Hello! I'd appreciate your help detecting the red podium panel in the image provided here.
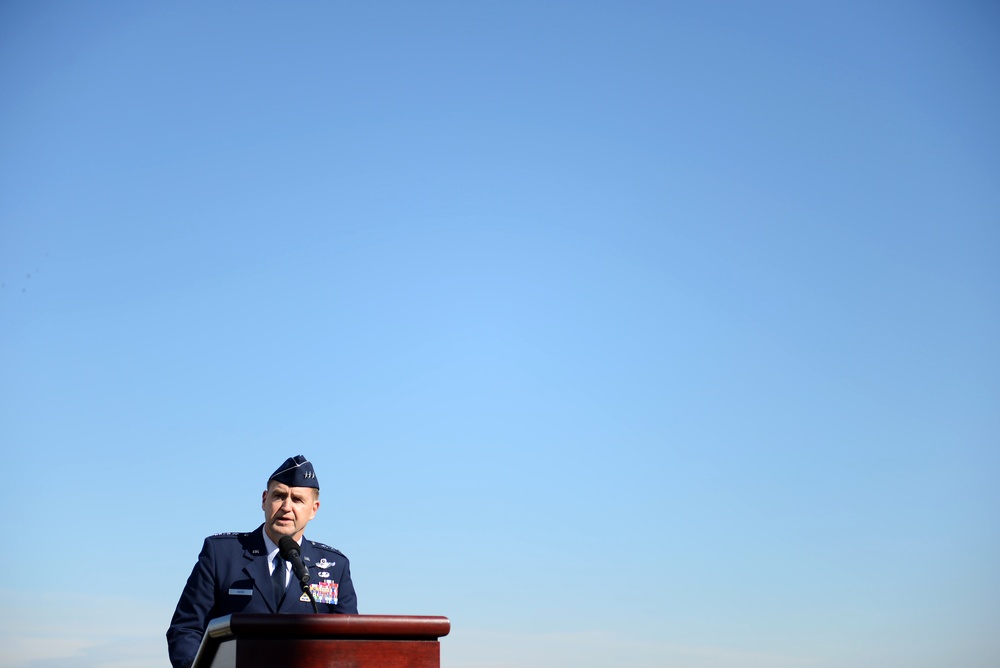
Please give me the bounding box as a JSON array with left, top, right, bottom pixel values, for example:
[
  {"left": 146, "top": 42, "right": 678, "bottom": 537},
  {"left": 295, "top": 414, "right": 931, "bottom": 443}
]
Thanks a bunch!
[{"left": 192, "top": 614, "right": 451, "bottom": 668}]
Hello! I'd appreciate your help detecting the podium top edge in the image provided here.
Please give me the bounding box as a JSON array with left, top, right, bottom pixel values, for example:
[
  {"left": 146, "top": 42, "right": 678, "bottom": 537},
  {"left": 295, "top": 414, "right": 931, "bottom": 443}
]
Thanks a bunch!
[{"left": 208, "top": 614, "right": 451, "bottom": 641}]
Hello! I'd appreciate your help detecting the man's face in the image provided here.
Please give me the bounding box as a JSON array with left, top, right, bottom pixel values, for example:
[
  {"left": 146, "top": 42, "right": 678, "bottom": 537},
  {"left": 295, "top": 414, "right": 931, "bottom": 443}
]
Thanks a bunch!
[{"left": 262, "top": 481, "right": 320, "bottom": 544}]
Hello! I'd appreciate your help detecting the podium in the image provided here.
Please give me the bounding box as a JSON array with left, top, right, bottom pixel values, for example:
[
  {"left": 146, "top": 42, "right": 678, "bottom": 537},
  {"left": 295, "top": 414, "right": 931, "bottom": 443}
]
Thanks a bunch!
[{"left": 191, "top": 614, "right": 451, "bottom": 668}]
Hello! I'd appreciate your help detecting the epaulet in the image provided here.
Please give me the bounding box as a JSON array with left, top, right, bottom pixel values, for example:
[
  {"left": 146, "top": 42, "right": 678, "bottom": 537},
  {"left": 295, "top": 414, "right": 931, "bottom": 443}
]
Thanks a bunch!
[
  {"left": 209, "top": 531, "right": 248, "bottom": 539},
  {"left": 308, "top": 540, "right": 345, "bottom": 556}
]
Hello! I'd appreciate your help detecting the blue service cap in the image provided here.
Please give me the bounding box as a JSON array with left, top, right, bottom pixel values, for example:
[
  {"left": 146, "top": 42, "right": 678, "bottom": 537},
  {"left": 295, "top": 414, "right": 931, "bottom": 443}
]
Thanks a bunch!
[{"left": 268, "top": 455, "right": 319, "bottom": 489}]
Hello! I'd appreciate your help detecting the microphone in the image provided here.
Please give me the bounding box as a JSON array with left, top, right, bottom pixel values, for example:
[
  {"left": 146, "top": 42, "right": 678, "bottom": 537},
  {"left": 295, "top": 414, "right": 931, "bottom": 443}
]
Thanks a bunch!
[{"left": 278, "top": 536, "right": 311, "bottom": 588}]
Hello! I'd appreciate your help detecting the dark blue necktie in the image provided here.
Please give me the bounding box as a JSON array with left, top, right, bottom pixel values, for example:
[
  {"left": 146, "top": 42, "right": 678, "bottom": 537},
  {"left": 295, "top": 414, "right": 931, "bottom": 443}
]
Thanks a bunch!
[{"left": 272, "top": 556, "right": 286, "bottom": 608}]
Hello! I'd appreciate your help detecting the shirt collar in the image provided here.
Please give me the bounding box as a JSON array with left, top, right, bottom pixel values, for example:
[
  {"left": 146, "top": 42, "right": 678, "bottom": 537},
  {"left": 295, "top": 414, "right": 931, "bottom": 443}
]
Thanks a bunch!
[{"left": 261, "top": 527, "right": 303, "bottom": 562}]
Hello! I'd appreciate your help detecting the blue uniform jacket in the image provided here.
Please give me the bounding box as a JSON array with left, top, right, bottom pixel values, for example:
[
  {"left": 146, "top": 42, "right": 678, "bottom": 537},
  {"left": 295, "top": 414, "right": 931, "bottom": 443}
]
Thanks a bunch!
[{"left": 166, "top": 525, "right": 358, "bottom": 668}]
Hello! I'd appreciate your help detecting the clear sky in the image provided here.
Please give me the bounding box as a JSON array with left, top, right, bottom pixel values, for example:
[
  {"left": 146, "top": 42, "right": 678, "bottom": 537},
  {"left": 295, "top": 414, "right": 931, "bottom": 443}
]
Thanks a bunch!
[{"left": 1, "top": 2, "right": 998, "bottom": 667}]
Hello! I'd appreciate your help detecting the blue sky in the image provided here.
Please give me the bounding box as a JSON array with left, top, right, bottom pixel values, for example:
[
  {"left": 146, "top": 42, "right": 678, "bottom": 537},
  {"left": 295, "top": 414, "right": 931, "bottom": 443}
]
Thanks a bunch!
[{"left": 1, "top": 2, "right": 998, "bottom": 667}]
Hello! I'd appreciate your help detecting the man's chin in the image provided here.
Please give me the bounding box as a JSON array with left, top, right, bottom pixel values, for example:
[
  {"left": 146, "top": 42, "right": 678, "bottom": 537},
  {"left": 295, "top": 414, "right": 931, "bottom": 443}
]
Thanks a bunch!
[{"left": 266, "top": 523, "right": 297, "bottom": 541}]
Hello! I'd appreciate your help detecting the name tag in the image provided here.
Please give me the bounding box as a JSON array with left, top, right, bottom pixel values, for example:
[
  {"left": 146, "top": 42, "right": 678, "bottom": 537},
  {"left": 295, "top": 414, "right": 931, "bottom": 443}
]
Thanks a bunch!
[{"left": 229, "top": 588, "right": 253, "bottom": 596}]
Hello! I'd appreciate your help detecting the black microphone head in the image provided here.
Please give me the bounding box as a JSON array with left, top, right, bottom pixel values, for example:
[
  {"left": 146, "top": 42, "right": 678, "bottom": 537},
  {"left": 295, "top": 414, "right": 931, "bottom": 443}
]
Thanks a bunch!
[{"left": 278, "top": 535, "right": 301, "bottom": 558}]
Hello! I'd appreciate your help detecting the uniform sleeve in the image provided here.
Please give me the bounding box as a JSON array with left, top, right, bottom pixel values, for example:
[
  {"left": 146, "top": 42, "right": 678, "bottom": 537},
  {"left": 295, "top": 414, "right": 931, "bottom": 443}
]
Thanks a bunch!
[{"left": 166, "top": 538, "right": 217, "bottom": 668}]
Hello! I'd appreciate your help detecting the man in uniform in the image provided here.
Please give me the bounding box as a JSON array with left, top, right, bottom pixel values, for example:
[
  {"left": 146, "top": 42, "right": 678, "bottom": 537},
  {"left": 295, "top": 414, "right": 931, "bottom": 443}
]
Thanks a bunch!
[{"left": 166, "top": 455, "right": 358, "bottom": 668}]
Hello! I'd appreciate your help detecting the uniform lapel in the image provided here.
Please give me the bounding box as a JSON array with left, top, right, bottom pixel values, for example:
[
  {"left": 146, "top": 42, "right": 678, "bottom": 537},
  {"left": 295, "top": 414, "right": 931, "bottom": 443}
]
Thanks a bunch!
[
  {"left": 243, "top": 526, "right": 279, "bottom": 613},
  {"left": 299, "top": 539, "right": 317, "bottom": 575}
]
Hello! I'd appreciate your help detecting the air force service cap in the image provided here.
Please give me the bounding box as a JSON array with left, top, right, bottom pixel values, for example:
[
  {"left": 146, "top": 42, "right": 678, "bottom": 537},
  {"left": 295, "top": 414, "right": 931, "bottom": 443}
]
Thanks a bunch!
[{"left": 268, "top": 455, "right": 319, "bottom": 489}]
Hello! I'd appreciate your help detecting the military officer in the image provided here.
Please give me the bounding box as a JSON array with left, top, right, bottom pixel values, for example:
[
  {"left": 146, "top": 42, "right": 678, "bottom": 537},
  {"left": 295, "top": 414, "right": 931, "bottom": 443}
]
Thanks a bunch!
[{"left": 166, "top": 455, "right": 358, "bottom": 668}]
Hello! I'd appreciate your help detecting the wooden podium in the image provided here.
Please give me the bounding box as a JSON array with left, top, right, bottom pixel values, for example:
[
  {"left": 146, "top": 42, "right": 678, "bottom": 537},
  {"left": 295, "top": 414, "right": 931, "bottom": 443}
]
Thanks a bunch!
[{"left": 191, "top": 614, "right": 451, "bottom": 668}]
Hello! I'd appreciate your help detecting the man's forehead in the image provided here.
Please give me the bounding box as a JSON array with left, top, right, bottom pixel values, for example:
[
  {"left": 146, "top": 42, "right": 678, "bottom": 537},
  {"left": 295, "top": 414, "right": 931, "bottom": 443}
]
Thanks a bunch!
[{"left": 266, "top": 481, "right": 315, "bottom": 495}]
